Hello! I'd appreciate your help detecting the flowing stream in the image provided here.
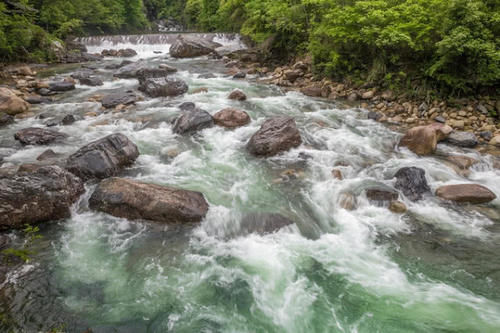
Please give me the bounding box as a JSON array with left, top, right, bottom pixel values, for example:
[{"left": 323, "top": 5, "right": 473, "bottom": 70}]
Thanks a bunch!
[{"left": 1, "top": 33, "right": 500, "bottom": 332}]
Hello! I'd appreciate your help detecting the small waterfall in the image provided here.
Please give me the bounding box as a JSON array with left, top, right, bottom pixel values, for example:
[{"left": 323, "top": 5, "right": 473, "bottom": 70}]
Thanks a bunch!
[{"left": 76, "top": 33, "right": 247, "bottom": 58}]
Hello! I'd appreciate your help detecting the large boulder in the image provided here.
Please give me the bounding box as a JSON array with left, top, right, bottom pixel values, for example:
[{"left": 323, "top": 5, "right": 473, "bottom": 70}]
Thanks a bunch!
[
  {"left": 101, "top": 91, "right": 137, "bottom": 109},
  {"left": 89, "top": 178, "right": 209, "bottom": 223},
  {"left": 173, "top": 108, "right": 214, "bottom": 134},
  {"left": 169, "top": 35, "right": 222, "bottom": 58},
  {"left": 247, "top": 117, "right": 302, "bottom": 157},
  {"left": 14, "top": 127, "right": 68, "bottom": 145},
  {"left": 49, "top": 81, "right": 75, "bottom": 92},
  {"left": 394, "top": 167, "right": 430, "bottom": 201},
  {"left": 0, "top": 87, "right": 30, "bottom": 115},
  {"left": 445, "top": 131, "right": 478, "bottom": 148},
  {"left": 113, "top": 62, "right": 144, "bottom": 78},
  {"left": 213, "top": 108, "right": 251, "bottom": 128},
  {"left": 136, "top": 68, "right": 175, "bottom": 83},
  {"left": 0, "top": 166, "right": 84, "bottom": 230},
  {"left": 66, "top": 133, "right": 139, "bottom": 181},
  {"left": 399, "top": 123, "right": 453, "bottom": 155},
  {"left": 138, "top": 77, "right": 188, "bottom": 98},
  {"left": 436, "top": 184, "right": 496, "bottom": 204}
]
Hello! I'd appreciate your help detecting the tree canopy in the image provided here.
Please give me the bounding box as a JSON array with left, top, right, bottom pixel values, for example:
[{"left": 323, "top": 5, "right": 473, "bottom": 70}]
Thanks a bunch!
[{"left": 1, "top": 0, "right": 499, "bottom": 93}]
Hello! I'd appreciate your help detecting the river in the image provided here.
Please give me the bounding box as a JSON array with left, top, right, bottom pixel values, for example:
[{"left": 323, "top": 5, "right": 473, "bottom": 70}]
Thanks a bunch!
[{"left": 1, "top": 33, "right": 499, "bottom": 332}]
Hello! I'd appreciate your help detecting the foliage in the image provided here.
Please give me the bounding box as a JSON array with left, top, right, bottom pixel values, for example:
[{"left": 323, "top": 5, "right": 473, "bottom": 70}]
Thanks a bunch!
[
  {"left": 1, "top": 0, "right": 498, "bottom": 93},
  {"left": 1, "top": 225, "right": 43, "bottom": 264}
]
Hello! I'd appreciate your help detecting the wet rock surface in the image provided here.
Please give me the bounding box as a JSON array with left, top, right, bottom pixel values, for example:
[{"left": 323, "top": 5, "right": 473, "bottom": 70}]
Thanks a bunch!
[
  {"left": 138, "top": 77, "right": 188, "bottom": 98},
  {"left": 394, "top": 167, "right": 430, "bottom": 201},
  {"left": 0, "top": 87, "right": 30, "bottom": 115},
  {"left": 170, "top": 35, "right": 222, "bottom": 58},
  {"left": 445, "top": 131, "right": 479, "bottom": 148},
  {"left": 436, "top": 184, "right": 497, "bottom": 204},
  {"left": 101, "top": 91, "right": 138, "bottom": 109},
  {"left": 0, "top": 166, "right": 84, "bottom": 230},
  {"left": 213, "top": 108, "right": 251, "bottom": 128},
  {"left": 399, "top": 123, "right": 453, "bottom": 155},
  {"left": 173, "top": 108, "right": 214, "bottom": 134},
  {"left": 14, "top": 127, "right": 68, "bottom": 145},
  {"left": 247, "top": 117, "right": 302, "bottom": 157},
  {"left": 229, "top": 213, "right": 295, "bottom": 237},
  {"left": 89, "top": 178, "right": 209, "bottom": 223},
  {"left": 66, "top": 133, "right": 139, "bottom": 180}
]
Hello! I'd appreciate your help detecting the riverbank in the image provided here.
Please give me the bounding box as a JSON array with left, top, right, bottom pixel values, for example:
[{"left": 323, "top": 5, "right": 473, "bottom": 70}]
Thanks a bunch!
[{"left": 224, "top": 50, "right": 500, "bottom": 149}]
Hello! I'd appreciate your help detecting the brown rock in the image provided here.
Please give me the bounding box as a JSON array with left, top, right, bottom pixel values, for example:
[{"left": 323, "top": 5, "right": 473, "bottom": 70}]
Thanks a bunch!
[
  {"left": 389, "top": 201, "right": 407, "bottom": 214},
  {"left": 490, "top": 135, "right": 500, "bottom": 146},
  {"left": 331, "top": 169, "right": 343, "bottom": 180},
  {"left": 247, "top": 117, "right": 302, "bottom": 157},
  {"left": 436, "top": 184, "right": 496, "bottom": 204},
  {"left": 362, "top": 90, "right": 375, "bottom": 99},
  {"left": 89, "top": 178, "right": 209, "bottom": 223},
  {"left": 446, "top": 155, "right": 478, "bottom": 170},
  {"left": 228, "top": 89, "right": 247, "bottom": 101},
  {"left": 339, "top": 193, "right": 357, "bottom": 210},
  {"left": 213, "top": 108, "right": 251, "bottom": 128},
  {"left": 399, "top": 123, "right": 453, "bottom": 155},
  {"left": 300, "top": 85, "right": 322, "bottom": 97},
  {"left": 0, "top": 87, "right": 30, "bottom": 115}
]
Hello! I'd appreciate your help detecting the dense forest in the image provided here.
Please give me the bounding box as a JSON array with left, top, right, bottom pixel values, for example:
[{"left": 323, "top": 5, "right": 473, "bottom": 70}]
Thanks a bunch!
[{"left": 1, "top": 0, "right": 499, "bottom": 93}]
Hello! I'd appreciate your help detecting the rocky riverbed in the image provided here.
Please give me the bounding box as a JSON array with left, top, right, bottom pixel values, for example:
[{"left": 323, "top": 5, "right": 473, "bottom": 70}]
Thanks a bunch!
[{"left": 0, "top": 34, "right": 499, "bottom": 332}]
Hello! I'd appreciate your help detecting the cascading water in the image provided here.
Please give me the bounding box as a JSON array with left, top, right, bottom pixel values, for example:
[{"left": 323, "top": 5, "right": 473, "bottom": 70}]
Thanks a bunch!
[{"left": 0, "top": 34, "right": 499, "bottom": 332}]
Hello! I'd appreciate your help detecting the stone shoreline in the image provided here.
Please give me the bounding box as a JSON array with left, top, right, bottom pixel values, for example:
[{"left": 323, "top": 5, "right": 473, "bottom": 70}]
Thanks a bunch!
[{"left": 223, "top": 52, "right": 500, "bottom": 149}]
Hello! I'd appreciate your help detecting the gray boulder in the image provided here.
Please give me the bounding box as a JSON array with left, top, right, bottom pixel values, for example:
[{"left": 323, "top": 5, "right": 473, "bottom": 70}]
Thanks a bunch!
[{"left": 66, "top": 133, "right": 139, "bottom": 180}]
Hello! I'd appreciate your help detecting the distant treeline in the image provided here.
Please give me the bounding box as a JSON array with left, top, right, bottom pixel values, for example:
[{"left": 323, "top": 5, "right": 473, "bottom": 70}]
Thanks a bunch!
[{"left": 1, "top": 0, "right": 499, "bottom": 94}]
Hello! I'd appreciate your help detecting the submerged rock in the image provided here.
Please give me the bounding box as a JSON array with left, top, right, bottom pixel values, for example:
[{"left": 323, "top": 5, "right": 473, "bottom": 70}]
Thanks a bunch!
[
  {"left": 101, "top": 91, "right": 137, "bottom": 109},
  {"left": 232, "top": 213, "right": 294, "bottom": 236},
  {"left": 0, "top": 166, "right": 84, "bottom": 230},
  {"left": 89, "top": 178, "right": 209, "bottom": 223},
  {"left": 14, "top": 127, "right": 68, "bottom": 145},
  {"left": 436, "top": 184, "right": 496, "bottom": 204},
  {"left": 138, "top": 77, "right": 188, "bottom": 97},
  {"left": 339, "top": 192, "right": 357, "bottom": 210},
  {"left": 213, "top": 108, "right": 250, "bottom": 128},
  {"left": 365, "top": 187, "right": 399, "bottom": 205},
  {"left": 173, "top": 108, "right": 214, "bottom": 134},
  {"left": 0, "top": 87, "right": 30, "bottom": 115},
  {"left": 394, "top": 167, "right": 430, "bottom": 201},
  {"left": 247, "top": 117, "right": 302, "bottom": 157},
  {"left": 66, "top": 133, "right": 139, "bottom": 181},
  {"left": 399, "top": 123, "right": 453, "bottom": 155},
  {"left": 37, "top": 149, "right": 64, "bottom": 161},
  {"left": 389, "top": 200, "right": 407, "bottom": 214},
  {"left": 170, "top": 35, "right": 222, "bottom": 58}
]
